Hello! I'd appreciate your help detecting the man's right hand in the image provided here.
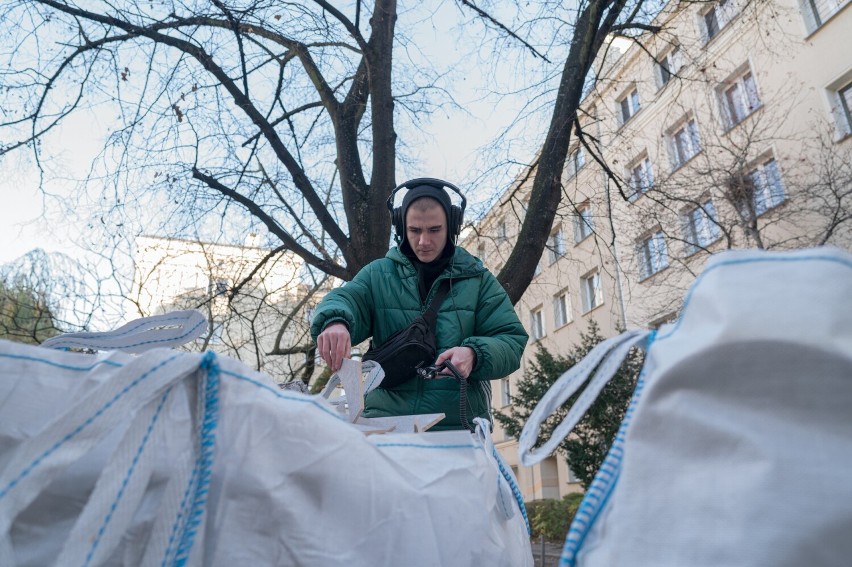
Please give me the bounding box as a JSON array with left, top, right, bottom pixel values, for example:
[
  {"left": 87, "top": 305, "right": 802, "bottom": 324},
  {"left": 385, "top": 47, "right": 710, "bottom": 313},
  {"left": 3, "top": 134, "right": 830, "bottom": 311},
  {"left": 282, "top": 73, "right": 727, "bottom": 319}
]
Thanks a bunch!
[{"left": 316, "top": 322, "right": 351, "bottom": 372}]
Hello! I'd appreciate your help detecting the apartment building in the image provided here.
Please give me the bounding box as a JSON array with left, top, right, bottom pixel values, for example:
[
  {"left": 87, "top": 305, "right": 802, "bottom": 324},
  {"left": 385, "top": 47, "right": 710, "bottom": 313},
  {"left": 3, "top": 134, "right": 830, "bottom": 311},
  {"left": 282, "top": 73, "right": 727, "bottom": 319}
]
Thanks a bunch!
[
  {"left": 133, "top": 234, "right": 324, "bottom": 383},
  {"left": 466, "top": 0, "right": 851, "bottom": 500}
]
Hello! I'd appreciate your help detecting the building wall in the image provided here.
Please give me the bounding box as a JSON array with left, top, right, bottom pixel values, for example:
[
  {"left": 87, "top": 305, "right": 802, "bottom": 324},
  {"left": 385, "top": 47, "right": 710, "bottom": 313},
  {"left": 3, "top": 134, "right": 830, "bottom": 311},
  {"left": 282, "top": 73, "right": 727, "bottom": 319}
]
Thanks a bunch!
[
  {"left": 466, "top": 0, "right": 851, "bottom": 502},
  {"left": 133, "top": 234, "right": 324, "bottom": 383}
]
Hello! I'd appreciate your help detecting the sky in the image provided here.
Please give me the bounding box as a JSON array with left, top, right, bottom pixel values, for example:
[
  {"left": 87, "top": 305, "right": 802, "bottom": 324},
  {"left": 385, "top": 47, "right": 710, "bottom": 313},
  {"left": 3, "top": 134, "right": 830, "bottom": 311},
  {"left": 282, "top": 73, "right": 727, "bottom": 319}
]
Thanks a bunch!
[
  {"left": 0, "top": 2, "right": 535, "bottom": 268},
  {"left": 0, "top": 113, "right": 99, "bottom": 265}
]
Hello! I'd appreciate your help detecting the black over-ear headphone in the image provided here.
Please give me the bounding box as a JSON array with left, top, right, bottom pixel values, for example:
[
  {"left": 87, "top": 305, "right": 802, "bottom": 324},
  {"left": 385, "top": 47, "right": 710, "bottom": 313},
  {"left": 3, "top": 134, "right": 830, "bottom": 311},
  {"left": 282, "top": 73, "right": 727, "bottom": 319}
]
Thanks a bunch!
[{"left": 387, "top": 178, "right": 467, "bottom": 243}]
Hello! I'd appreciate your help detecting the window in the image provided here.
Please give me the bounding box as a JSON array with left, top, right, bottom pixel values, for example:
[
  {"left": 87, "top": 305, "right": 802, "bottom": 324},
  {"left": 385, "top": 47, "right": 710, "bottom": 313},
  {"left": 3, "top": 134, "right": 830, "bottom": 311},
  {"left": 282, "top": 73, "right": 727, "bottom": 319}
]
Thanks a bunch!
[
  {"left": 801, "top": 0, "right": 847, "bottom": 32},
  {"left": 574, "top": 204, "right": 594, "bottom": 243},
  {"left": 547, "top": 228, "right": 566, "bottom": 263},
  {"left": 530, "top": 307, "right": 545, "bottom": 340},
  {"left": 553, "top": 291, "right": 573, "bottom": 328},
  {"left": 477, "top": 242, "right": 487, "bottom": 264},
  {"left": 617, "top": 88, "right": 641, "bottom": 125},
  {"left": 580, "top": 271, "right": 603, "bottom": 312},
  {"left": 745, "top": 158, "right": 786, "bottom": 216},
  {"left": 702, "top": 0, "right": 735, "bottom": 41},
  {"left": 668, "top": 118, "right": 701, "bottom": 169},
  {"left": 627, "top": 156, "right": 654, "bottom": 199},
  {"left": 534, "top": 260, "right": 542, "bottom": 277},
  {"left": 681, "top": 200, "right": 721, "bottom": 254},
  {"left": 832, "top": 80, "right": 852, "bottom": 137},
  {"left": 657, "top": 47, "right": 683, "bottom": 88},
  {"left": 721, "top": 70, "right": 761, "bottom": 127},
  {"left": 501, "top": 377, "right": 511, "bottom": 407},
  {"left": 496, "top": 219, "right": 508, "bottom": 242},
  {"left": 566, "top": 146, "right": 586, "bottom": 179},
  {"left": 637, "top": 231, "right": 669, "bottom": 280},
  {"left": 210, "top": 279, "right": 229, "bottom": 297},
  {"left": 567, "top": 464, "right": 580, "bottom": 484}
]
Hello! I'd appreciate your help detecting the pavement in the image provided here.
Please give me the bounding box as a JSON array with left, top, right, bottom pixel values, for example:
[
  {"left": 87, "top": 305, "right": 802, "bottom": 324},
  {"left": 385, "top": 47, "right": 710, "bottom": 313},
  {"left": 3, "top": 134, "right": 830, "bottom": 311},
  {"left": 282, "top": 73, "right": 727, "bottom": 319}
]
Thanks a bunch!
[{"left": 531, "top": 538, "right": 564, "bottom": 567}]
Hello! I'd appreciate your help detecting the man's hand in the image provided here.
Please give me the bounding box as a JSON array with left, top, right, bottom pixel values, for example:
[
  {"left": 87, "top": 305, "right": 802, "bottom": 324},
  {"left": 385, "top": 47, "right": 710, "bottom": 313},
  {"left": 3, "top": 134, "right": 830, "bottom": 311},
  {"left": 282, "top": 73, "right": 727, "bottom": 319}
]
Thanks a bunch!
[
  {"left": 317, "top": 323, "right": 351, "bottom": 372},
  {"left": 435, "top": 346, "right": 476, "bottom": 379}
]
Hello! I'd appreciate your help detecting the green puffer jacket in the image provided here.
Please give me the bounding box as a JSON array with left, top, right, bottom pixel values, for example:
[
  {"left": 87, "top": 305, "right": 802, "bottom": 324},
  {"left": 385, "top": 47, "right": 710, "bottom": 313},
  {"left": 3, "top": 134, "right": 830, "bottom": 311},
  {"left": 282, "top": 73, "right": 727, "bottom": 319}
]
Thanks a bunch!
[{"left": 310, "top": 246, "right": 528, "bottom": 430}]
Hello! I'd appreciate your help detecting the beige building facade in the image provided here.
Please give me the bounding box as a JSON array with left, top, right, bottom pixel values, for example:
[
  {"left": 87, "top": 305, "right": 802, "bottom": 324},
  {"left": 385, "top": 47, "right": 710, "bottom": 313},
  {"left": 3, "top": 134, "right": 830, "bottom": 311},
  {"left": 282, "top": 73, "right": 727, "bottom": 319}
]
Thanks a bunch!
[{"left": 465, "top": 0, "right": 851, "bottom": 501}]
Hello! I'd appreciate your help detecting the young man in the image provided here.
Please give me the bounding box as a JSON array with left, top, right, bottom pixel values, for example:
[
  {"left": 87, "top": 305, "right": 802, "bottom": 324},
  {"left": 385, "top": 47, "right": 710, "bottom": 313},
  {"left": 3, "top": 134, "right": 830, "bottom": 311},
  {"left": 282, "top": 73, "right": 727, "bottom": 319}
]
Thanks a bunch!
[{"left": 311, "top": 179, "right": 527, "bottom": 430}]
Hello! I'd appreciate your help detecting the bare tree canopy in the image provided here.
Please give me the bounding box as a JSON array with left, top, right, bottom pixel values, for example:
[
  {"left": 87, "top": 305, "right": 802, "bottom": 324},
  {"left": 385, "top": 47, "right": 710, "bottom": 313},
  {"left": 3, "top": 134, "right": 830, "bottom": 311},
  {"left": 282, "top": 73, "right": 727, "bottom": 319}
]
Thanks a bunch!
[{"left": 0, "top": 0, "right": 667, "bottom": 305}]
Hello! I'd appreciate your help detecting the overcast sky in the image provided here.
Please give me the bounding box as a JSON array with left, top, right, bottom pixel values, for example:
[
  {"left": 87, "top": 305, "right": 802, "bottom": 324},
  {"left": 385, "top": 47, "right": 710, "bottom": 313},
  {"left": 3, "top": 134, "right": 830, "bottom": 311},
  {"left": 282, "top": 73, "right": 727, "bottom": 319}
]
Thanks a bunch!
[{"left": 0, "top": 3, "right": 536, "bottom": 266}]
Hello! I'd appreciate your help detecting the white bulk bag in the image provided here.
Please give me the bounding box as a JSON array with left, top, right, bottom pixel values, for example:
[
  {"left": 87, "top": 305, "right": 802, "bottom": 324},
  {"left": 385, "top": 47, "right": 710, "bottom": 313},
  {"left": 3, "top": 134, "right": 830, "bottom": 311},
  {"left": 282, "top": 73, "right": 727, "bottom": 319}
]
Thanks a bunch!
[
  {"left": 520, "top": 247, "right": 852, "bottom": 567},
  {"left": 0, "top": 313, "right": 531, "bottom": 566}
]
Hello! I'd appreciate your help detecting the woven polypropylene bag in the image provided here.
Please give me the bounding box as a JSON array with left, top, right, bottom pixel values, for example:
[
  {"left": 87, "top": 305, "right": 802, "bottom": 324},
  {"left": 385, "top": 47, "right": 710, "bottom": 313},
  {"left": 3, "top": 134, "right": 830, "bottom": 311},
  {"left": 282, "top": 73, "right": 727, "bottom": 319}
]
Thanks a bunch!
[
  {"left": 521, "top": 247, "right": 852, "bottom": 567},
  {"left": 1, "top": 334, "right": 530, "bottom": 565}
]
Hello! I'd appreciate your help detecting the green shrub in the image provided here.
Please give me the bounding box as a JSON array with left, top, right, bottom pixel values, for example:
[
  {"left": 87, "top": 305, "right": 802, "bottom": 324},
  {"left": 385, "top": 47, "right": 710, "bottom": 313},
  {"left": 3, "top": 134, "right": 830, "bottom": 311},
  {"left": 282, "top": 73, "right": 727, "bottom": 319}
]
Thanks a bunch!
[{"left": 526, "top": 493, "right": 584, "bottom": 542}]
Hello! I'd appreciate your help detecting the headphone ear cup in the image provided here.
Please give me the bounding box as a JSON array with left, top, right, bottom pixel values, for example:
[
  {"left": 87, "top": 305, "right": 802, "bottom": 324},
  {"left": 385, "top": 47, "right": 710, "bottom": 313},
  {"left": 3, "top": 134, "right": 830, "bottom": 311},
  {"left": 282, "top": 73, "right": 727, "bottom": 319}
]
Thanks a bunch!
[
  {"left": 392, "top": 207, "right": 403, "bottom": 240},
  {"left": 450, "top": 205, "right": 463, "bottom": 238}
]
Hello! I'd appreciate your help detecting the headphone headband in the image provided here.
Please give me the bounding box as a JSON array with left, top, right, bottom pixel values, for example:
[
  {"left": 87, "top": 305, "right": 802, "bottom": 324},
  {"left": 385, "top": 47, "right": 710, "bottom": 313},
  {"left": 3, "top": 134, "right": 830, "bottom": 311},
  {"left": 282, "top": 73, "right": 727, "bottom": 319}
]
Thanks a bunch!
[{"left": 387, "top": 178, "right": 467, "bottom": 243}]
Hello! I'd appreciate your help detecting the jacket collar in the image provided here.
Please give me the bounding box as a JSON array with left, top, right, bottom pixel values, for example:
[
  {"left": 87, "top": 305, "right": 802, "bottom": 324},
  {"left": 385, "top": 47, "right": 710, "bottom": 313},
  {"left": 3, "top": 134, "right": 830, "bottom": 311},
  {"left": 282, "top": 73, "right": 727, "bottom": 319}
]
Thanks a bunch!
[{"left": 386, "top": 245, "right": 485, "bottom": 279}]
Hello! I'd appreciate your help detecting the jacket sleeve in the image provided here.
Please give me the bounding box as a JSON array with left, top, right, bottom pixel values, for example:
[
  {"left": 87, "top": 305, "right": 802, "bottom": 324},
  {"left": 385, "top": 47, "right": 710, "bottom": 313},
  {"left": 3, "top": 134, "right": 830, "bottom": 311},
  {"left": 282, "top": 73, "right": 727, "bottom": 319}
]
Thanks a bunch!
[
  {"left": 309, "top": 264, "right": 376, "bottom": 346},
  {"left": 460, "top": 272, "right": 528, "bottom": 381}
]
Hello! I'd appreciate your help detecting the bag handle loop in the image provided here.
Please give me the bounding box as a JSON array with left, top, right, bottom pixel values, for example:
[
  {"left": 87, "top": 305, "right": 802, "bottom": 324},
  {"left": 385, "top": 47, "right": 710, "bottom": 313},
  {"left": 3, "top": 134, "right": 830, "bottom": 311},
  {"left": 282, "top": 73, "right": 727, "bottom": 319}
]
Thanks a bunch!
[
  {"left": 41, "top": 310, "right": 207, "bottom": 353},
  {"left": 518, "top": 330, "right": 651, "bottom": 467},
  {"left": 473, "top": 418, "right": 530, "bottom": 533},
  {"left": 0, "top": 350, "right": 216, "bottom": 566}
]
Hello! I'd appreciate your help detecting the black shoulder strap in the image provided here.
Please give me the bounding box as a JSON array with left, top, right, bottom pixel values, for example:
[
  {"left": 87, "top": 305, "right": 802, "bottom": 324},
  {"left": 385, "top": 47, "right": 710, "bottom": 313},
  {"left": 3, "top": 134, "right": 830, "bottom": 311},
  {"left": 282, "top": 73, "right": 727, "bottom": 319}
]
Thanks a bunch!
[{"left": 422, "top": 279, "right": 450, "bottom": 329}]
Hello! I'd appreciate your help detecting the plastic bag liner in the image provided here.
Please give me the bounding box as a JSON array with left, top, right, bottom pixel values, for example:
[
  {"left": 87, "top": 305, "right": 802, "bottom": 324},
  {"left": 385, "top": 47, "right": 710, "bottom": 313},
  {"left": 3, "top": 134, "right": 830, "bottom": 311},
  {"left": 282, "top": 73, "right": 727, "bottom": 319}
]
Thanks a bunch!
[
  {"left": 0, "top": 319, "right": 531, "bottom": 566},
  {"left": 519, "top": 246, "right": 852, "bottom": 567}
]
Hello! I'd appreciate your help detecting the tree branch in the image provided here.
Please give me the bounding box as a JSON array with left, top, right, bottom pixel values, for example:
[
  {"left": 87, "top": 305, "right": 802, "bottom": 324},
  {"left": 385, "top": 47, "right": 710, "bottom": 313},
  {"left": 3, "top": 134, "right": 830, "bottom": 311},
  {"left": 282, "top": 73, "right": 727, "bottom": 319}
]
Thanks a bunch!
[
  {"left": 455, "top": 0, "right": 551, "bottom": 63},
  {"left": 192, "top": 168, "right": 350, "bottom": 280}
]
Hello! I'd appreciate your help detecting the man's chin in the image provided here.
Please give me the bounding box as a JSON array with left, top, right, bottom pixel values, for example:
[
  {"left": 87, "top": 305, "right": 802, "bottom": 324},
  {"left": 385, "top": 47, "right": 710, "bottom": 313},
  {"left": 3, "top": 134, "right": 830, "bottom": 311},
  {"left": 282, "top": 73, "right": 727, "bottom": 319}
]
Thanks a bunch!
[{"left": 416, "top": 251, "right": 436, "bottom": 262}]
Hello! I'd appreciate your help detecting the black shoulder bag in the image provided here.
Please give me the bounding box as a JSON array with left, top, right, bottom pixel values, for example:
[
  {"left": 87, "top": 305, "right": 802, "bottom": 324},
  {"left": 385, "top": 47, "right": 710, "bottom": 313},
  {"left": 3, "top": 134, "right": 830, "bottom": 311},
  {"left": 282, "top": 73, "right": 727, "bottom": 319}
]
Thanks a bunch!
[{"left": 362, "top": 280, "right": 450, "bottom": 389}]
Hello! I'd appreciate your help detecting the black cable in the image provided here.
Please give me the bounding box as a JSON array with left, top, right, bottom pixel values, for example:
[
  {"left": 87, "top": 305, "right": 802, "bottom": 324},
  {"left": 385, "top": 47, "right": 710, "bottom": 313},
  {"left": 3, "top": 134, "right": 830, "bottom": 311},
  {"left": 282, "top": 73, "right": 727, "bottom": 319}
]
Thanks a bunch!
[
  {"left": 418, "top": 360, "right": 472, "bottom": 432},
  {"left": 442, "top": 361, "right": 472, "bottom": 432}
]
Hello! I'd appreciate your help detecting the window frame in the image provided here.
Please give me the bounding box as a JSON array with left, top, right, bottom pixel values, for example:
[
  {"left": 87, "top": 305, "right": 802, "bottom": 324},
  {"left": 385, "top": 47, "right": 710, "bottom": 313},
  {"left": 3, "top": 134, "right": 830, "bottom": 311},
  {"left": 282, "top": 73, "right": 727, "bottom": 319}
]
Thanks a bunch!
[
  {"left": 702, "top": 0, "right": 735, "bottom": 42},
  {"left": 668, "top": 117, "right": 702, "bottom": 170},
  {"left": 530, "top": 307, "right": 545, "bottom": 340},
  {"left": 574, "top": 203, "right": 595, "bottom": 244},
  {"left": 496, "top": 218, "right": 508, "bottom": 242},
  {"left": 801, "top": 0, "right": 846, "bottom": 33},
  {"left": 836, "top": 81, "right": 852, "bottom": 137},
  {"left": 580, "top": 271, "right": 604, "bottom": 313},
  {"left": 720, "top": 68, "right": 762, "bottom": 128},
  {"left": 500, "top": 376, "right": 512, "bottom": 407},
  {"left": 627, "top": 155, "right": 654, "bottom": 200},
  {"left": 637, "top": 230, "right": 670, "bottom": 280},
  {"left": 553, "top": 290, "right": 573, "bottom": 328},
  {"left": 617, "top": 87, "right": 641, "bottom": 126},
  {"left": 681, "top": 200, "right": 722, "bottom": 255},
  {"left": 547, "top": 228, "right": 567, "bottom": 264},
  {"left": 657, "top": 46, "right": 683, "bottom": 89},
  {"left": 746, "top": 157, "right": 786, "bottom": 217},
  {"left": 566, "top": 146, "right": 586, "bottom": 179}
]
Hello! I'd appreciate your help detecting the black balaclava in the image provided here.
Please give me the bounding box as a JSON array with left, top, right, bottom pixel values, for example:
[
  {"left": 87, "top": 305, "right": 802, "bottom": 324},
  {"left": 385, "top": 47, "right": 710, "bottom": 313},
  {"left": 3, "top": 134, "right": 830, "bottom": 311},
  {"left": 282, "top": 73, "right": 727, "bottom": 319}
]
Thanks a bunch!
[{"left": 398, "top": 187, "right": 456, "bottom": 302}]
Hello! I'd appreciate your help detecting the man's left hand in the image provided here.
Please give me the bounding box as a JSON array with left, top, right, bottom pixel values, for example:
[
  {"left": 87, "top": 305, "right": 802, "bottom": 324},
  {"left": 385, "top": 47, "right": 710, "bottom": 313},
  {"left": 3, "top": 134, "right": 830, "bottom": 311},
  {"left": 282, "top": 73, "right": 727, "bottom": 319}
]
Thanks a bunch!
[{"left": 434, "top": 346, "right": 476, "bottom": 379}]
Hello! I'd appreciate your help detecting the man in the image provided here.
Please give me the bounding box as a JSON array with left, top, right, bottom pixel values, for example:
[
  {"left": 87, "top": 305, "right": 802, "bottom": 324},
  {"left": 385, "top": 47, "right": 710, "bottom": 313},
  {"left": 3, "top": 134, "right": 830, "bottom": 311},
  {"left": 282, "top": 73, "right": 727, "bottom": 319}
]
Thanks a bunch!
[{"left": 310, "top": 178, "right": 527, "bottom": 431}]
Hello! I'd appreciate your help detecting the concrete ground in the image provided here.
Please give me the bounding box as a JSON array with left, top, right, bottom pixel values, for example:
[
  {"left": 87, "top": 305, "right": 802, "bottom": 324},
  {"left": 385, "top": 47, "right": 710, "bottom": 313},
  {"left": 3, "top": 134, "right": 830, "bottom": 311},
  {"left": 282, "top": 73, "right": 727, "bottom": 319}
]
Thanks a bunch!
[{"left": 530, "top": 538, "right": 564, "bottom": 567}]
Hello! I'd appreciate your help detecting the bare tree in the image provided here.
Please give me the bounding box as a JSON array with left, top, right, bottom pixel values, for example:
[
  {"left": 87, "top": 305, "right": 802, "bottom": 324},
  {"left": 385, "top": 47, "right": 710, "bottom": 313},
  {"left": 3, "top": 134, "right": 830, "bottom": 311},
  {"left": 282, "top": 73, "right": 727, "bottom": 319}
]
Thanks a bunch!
[
  {"left": 0, "top": 0, "right": 671, "bottom": 307},
  {"left": 130, "top": 234, "right": 325, "bottom": 382},
  {"left": 464, "top": 0, "right": 849, "bottom": 336},
  {"left": 0, "top": 249, "right": 101, "bottom": 343}
]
